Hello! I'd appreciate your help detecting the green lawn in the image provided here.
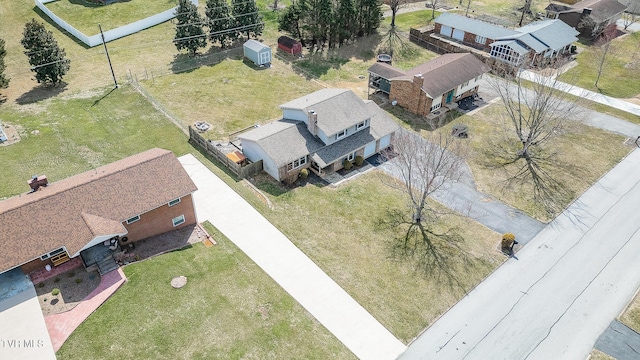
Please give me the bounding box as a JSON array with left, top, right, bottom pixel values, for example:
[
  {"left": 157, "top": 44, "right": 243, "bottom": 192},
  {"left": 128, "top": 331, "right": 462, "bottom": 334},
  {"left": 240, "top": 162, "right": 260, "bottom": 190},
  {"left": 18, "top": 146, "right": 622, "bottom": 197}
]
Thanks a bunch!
[
  {"left": 56, "top": 223, "right": 354, "bottom": 360},
  {"left": 621, "top": 292, "right": 640, "bottom": 334},
  {"left": 0, "top": 85, "right": 193, "bottom": 199},
  {"left": 382, "top": 10, "right": 439, "bottom": 32},
  {"left": 560, "top": 32, "right": 640, "bottom": 98},
  {"left": 44, "top": 0, "right": 179, "bottom": 34},
  {"left": 252, "top": 172, "right": 504, "bottom": 342}
]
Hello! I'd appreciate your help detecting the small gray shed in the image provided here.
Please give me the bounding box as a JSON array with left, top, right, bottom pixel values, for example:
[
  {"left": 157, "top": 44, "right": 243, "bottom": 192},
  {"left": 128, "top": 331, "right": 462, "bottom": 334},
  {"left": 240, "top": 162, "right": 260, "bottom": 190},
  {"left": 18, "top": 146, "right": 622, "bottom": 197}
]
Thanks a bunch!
[{"left": 243, "top": 40, "right": 271, "bottom": 67}]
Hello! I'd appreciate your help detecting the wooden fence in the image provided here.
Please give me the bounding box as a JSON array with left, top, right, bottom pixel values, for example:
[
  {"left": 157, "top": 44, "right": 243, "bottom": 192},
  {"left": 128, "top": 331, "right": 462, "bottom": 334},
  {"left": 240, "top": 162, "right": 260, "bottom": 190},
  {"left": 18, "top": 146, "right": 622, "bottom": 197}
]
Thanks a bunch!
[{"left": 189, "top": 126, "right": 263, "bottom": 179}]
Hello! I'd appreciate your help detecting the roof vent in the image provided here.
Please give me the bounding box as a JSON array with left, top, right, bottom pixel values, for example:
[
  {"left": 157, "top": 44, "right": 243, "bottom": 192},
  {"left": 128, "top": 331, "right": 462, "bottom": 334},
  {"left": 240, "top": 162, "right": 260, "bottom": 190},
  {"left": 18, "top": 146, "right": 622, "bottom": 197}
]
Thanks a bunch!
[{"left": 28, "top": 175, "right": 48, "bottom": 192}]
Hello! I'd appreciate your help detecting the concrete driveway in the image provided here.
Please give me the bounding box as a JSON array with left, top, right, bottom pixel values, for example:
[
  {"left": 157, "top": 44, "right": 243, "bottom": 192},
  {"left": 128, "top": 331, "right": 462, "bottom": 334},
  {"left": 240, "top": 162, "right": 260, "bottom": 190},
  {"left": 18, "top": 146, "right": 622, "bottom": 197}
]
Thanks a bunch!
[
  {"left": 0, "top": 269, "right": 56, "bottom": 360},
  {"left": 178, "top": 154, "right": 406, "bottom": 360},
  {"left": 399, "top": 149, "right": 640, "bottom": 359}
]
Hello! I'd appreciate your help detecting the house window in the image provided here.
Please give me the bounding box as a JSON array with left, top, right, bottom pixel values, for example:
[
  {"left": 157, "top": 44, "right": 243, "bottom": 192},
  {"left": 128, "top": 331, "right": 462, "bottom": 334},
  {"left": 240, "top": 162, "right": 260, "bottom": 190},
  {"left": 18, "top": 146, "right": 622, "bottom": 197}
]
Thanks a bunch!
[
  {"left": 475, "top": 35, "right": 487, "bottom": 44},
  {"left": 356, "top": 120, "right": 368, "bottom": 131},
  {"left": 126, "top": 215, "right": 140, "bottom": 224},
  {"left": 168, "top": 198, "right": 181, "bottom": 207},
  {"left": 335, "top": 129, "right": 347, "bottom": 140},
  {"left": 40, "top": 247, "right": 66, "bottom": 261},
  {"left": 430, "top": 103, "right": 441, "bottom": 112},
  {"left": 461, "top": 81, "right": 469, "bottom": 88},
  {"left": 287, "top": 156, "right": 307, "bottom": 171},
  {"left": 346, "top": 152, "right": 355, "bottom": 162},
  {"left": 172, "top": 215, "right": 186, "bottom": 227}
]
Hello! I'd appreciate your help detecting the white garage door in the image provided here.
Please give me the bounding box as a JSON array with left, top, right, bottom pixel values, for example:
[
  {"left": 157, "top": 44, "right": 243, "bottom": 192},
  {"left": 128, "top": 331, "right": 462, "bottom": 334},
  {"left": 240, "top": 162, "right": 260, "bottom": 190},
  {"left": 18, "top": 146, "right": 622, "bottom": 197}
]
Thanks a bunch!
[
  {"left": 452, "top": 29, "right": 464, "bottom": 41},
  {"left": 440, "top": 25, "right": 452, "bottom": 37},
  {"left": 364, "top": 141, "right": 377, "bottom": 158},
  {"left": 379, "top": 135, "right": 391, "bottom": 150}
]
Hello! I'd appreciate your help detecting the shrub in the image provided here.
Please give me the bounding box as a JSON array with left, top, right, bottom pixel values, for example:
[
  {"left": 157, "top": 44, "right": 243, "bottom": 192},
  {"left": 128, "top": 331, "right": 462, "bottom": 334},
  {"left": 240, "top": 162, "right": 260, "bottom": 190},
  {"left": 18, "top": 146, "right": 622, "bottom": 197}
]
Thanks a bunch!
[
  {"left": 53, "top": 277, "right": 60, "bottom": 283},
  {"left": 75, "top": 278, "right": 82, "bottom": 284},
  {"left": 51, "top": 288, "right": 60, "bottom": 296},
  {"left": 38, "top": 283, "right": 45, "bottom": 288},
  {"left": 299, "top": 168, "right": 309, "bottom": 180},
  {"left": 343, "top": 159, "right": 353, "bottom": 170},
  {"left": 354, "top": 155, "right": 364, "bottom": 166},
  {"left": 501, "top": 233, "right": 516, "bottom": 249}
]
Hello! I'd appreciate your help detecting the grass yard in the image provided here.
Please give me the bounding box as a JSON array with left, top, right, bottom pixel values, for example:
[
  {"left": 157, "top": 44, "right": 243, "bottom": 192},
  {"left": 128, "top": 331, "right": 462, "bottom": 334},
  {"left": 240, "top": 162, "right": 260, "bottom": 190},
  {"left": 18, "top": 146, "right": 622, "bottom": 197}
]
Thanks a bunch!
[
  {"left": 382, "top": 10, "right": 440, "bottom": 32},
  {"left": 252, "top": 172, "right": 504, "bottom": 343},
  {"left": 56, "top": 223, "right": 354, "bottom": 360},
  {"left": 620, "top": 291, "right": 640, "bottom": 334},
  {"left": 43, "top": 0, "right": 179, "bottom": 34},
  {"left": 560, "top": 32, "right": 640, "bottom": 99},
  {"left": 0, "top": 85, "right": 194, "bottom": 199},
  {"left": 589, "top": 350, "right": 616, "bottom": 360},
  {"left": 415, "top": 103, "right": 631, "bottom": 222}
]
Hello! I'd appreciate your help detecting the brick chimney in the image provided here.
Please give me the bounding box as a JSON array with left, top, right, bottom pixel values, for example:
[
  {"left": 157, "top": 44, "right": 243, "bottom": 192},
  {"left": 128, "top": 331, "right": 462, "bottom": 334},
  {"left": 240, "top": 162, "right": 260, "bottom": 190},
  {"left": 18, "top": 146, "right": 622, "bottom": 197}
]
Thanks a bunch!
[
  {"left": 582, "top": 8, "right": 592, "bottom": 16},
  {"left": 413, "top": 73, "right": 424, "bottom": 87},
  {"left": 307, "top": 110, "right": 318, "bottom": 136},
  {"left": 28, "top": 175, "right": 48, "bottom": 192}
]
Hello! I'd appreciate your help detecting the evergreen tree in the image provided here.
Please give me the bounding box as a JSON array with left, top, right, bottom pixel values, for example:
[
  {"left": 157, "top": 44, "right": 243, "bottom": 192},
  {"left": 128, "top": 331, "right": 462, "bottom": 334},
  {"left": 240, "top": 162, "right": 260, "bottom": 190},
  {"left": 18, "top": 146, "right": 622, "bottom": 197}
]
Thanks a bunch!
[
  {"left": 21, "top": 19, "right": 70, "bottom": 86},
  {"left": 278, "top": 2, "right": 305, "bottom": 44},
  {"left": 174, "top": 0, "right": 207, "bottom": 56},
  {"left": 206, "top": 0, "right": 236, "bottom": 48},
  {"left": 356, "top": 0, "right": 382, "bottom": 36},
  {"left": 0, "top": 38, "right": 9, "bottom": 91},
  {"left": 334, "top": 0, "right": 357, "bottom": 46},
  {"left": 232, "top": 0, "right": 264, "bottom": 39}
]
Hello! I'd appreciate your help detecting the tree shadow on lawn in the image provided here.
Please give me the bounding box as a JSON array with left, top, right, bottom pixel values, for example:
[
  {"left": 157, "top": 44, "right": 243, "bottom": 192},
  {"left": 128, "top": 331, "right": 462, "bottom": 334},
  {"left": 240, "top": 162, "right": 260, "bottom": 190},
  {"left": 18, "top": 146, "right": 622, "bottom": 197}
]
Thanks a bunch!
[
  {"left": 32, "top": 7, "right": 92, "bottom": 49},
  {"left": 16, "top": 82, "right": 68, "bottom": 105},
  {"left": 170, "top": 46, "right": 243, "bottom": 74},
  {"left": 68, "top": 0, "right": 132, "bottom": 8}
]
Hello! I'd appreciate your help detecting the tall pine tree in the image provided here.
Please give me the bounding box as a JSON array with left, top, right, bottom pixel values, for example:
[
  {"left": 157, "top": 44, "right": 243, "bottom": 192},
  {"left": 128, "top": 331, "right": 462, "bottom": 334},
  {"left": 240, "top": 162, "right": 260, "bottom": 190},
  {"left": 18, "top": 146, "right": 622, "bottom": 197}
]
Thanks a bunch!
[
  {"left": 21, "top": 19, "right": 70, "bottom": 86},
  {"left": 0, "top": 38, "right": 9, "bottom": 91},
  {"left": 206, "top": 0, "right": 236, "bottom": 48},
  {"left": 334, "top": 0, "right": 357, "bottom": 46},
  {"left": 232, "top": 0, "right": 264, "bottom": 39},
  {"left": 356, "top": 0, "right": 382, "bottom": 36},
  {"left": 174, "top": 0, "right": 207, "bottom": 56}
]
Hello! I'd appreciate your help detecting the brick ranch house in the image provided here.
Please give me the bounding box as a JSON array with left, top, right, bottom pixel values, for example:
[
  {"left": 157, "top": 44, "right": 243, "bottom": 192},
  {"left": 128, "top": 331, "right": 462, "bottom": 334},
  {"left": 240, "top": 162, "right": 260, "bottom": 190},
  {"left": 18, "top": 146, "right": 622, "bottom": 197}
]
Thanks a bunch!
[
  {"left": 432, "top": 13, "right": 579, "bottom": 67},
  {"left": 238, "top": 89, "right": 399, "bottom": 183},
  {"left": 368, "top": 53, "right": 490, "bottom": 118},
  {"left": 0, "top": 148, "right": 197, "bottom": 277}
]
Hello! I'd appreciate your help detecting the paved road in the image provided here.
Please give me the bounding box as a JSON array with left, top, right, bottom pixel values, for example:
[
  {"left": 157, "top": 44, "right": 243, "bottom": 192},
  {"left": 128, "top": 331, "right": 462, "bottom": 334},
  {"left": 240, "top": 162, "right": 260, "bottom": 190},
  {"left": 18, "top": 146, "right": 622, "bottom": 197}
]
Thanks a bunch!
[
  {"left": 178, "top": 154, "right": 406, "bottom": 360},
  {"left": 399, "top": 149, "right": 640, "bottom": 359}
]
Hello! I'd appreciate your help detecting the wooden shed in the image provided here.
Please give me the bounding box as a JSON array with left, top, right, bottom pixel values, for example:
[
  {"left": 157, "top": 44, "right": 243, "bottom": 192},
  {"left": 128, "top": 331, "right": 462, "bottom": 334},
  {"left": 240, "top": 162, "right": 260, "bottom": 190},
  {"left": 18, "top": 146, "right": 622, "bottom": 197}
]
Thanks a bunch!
[
  {"left": 277, "top": 36, "right": 302, "bottom": 55},
  {"left": 243, "top": 40, "right": 271, "bottom": 66}
]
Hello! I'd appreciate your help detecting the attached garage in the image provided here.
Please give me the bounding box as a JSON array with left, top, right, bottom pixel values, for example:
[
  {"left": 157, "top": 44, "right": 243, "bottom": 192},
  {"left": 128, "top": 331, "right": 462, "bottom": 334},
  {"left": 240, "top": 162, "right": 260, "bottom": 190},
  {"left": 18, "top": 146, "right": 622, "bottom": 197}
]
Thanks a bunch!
[
  {"left": 452, "top": 29, "right": 464, "bottom": 41},
  {"left": 440, "top": 25, "right": 453, "bottom": 37},
  {"left": 364, "top": 141, "right": 377, "bottom": 158},
  {"left": 243, "top": 40, "right": 271, "bottom": 66}
]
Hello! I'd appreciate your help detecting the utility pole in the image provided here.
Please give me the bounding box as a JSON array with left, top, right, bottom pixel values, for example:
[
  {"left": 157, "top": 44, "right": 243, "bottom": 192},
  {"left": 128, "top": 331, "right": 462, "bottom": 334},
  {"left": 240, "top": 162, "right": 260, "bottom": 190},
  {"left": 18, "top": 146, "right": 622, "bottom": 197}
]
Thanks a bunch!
[{"left": 99, "top": 24, "right": 118, "bottom": 88}]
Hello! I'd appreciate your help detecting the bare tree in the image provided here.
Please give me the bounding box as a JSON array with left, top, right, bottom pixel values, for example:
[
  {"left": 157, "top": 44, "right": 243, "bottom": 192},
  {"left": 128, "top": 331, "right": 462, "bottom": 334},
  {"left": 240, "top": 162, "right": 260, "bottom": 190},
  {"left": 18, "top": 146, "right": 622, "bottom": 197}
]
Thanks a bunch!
[
  {"left": 388, "top": 0, "right": 406, "bottom": 28},
  {"left": 518, "top": 0, "right": 533, "bottom": 26},
  {"left": 379, "top": 130, "right": 471, "bottom": 279},
  {"left": 622, "top": 0, "right": 640, "bottom": 31},
  {"left": 593, "top": 24, "right": 619, "bottom": 88},
  {"left": 464, "top": 0, "right": 472, "bottom": 17},
  {"left": 489, "top": 68, "right": 581, "bottom": 215},
  {"left": 426, "top": 0, "right": 440, "bottom": 20}
]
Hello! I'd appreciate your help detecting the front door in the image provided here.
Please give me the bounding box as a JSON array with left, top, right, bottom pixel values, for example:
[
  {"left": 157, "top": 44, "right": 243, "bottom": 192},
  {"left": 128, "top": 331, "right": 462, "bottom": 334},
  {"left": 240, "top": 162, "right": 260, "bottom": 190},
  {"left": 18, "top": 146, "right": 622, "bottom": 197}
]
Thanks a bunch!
[{"left": 445, "top": 90, "right": 454, "bottom": 103}]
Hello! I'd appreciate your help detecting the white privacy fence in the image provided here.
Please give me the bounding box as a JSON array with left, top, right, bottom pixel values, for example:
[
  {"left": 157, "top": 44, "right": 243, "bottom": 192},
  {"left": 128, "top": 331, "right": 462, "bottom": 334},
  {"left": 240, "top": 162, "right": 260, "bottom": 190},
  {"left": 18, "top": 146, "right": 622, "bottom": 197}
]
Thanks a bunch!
[{"left": 35, "top": 0, "right": 198, "bottom": 47}]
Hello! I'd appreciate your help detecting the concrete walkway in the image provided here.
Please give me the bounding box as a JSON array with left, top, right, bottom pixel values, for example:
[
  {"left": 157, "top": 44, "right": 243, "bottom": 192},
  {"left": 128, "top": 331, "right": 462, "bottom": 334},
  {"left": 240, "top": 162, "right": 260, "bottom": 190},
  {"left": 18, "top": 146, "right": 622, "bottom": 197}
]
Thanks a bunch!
[
  {"left": 45, "top": 268, "right": 126, "bottom": 351},
  {"left": 520, "top": 70, "right": 640, "bottom": 117},
  {"left": 178, "top": 154, "right": 406, "bottom": 360},
  {"left": 400, "top": 149, "right": 640, "bottom": 359},
  {"left": 0, "top": 284, "right": 56, "bottom": 360}
]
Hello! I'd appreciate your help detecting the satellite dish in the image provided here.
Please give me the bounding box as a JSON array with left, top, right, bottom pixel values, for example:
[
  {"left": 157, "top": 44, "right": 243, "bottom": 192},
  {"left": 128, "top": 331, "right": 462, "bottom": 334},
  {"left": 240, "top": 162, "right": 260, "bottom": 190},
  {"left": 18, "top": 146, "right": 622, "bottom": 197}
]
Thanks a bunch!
[{"left": 392, "top": 100, "right": 398, "bottom": 106}]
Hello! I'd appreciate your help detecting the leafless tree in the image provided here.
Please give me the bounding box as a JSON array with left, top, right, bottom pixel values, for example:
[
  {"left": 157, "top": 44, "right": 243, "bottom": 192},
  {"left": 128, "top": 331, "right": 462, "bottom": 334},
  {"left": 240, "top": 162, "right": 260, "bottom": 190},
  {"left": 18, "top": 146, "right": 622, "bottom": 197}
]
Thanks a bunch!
[
  {"left": 518, "top": 0, "right": 533, "bottom": 26},
  {"left": 427, "top": 0, "right": 440, "bottom": 20},
  {"left": 388, "top": 0, "right": 406, "bottom": 28},
  {"left": 593, "top": 24, "right": 619, "bottom": 88},
  {"left": 379, "top": 130, "right": 471, "bottom": 280},
  {"left": 489, "top": 67, "right": 582, "bottom": 215},
  {"left": 622, "top": 0, "right": 640, "bottom": 31},
  {"left": 464, "top": 0, "right": 472, "bottom": 17}
]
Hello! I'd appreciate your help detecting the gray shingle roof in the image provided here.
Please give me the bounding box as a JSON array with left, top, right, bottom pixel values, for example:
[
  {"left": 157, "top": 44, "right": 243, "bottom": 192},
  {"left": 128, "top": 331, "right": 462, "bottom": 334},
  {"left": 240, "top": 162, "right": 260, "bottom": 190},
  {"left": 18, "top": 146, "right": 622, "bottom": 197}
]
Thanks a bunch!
[
  {"left": 514, "top": 19, "right": 579, "bottom": 51},
  {"left": 367, "top": 62, "right": 407, "bottom": 80},
  {"left": 241, "top": 91, "right": 399, "bottom": 169},
  {"left": 434, "top": 13, "right": 517, "bottom": 40},
  {"left": 239, "top": 119, "right": 324, "bottom": 167},
  {"left": 279, "top": 88, "right": 373, "bottom": 136},
  {"left": 392, "top": 53, "right": 490, "bottom": 98},
  {"left": 570, "top": 0, "right": 628, "bottom": 22}
]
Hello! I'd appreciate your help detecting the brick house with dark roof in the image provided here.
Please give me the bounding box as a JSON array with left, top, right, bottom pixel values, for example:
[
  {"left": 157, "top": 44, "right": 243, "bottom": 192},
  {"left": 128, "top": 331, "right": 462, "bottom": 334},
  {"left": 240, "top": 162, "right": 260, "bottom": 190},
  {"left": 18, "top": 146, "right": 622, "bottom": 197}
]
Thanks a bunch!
[
  {"left": 368, "top": 53, "right": 490, "bottom": 118},
  {"left": 0, "top": 148, "right": 198, "bottom": 276},
  {"left": 238, "top": 89, "right": 399, "bottom": 183}
]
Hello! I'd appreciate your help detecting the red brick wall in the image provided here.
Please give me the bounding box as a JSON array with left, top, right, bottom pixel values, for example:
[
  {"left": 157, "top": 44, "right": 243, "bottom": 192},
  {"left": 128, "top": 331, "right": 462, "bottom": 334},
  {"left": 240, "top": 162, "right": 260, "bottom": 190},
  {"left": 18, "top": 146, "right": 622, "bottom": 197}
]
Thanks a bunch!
[
  {"left": 390, "top": 79, "right": 434, "bottom": 116},
  {"left": 123, "top": 194, "right": 196, "bottom": 242}
]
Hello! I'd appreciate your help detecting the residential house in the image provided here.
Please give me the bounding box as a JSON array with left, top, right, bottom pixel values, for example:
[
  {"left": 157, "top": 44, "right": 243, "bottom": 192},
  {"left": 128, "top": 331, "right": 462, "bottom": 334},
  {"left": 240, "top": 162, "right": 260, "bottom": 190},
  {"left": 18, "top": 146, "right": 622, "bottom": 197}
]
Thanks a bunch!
[
  {"left": 368, "top": 53, "right": 490, "bottom": 118},
  {"left": 545, "top": 0, "right": 627, "bottom": 37},
  {"left": 432, "top": 13, "right": 578, "bottom": 67},
  {"left": 0, "top": 148, "right": 198, "bottom": 276},
  {"left": 238, "top": 89, "right": 399, "bottom": 183}
]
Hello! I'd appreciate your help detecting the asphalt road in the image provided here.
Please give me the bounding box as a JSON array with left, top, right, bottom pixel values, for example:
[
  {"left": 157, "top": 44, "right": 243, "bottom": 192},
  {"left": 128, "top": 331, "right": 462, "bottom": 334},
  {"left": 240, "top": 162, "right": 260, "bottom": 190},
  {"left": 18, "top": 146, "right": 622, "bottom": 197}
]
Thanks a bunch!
[{"left": 400, "top": 148, "right": 640, "bottom": 359}]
